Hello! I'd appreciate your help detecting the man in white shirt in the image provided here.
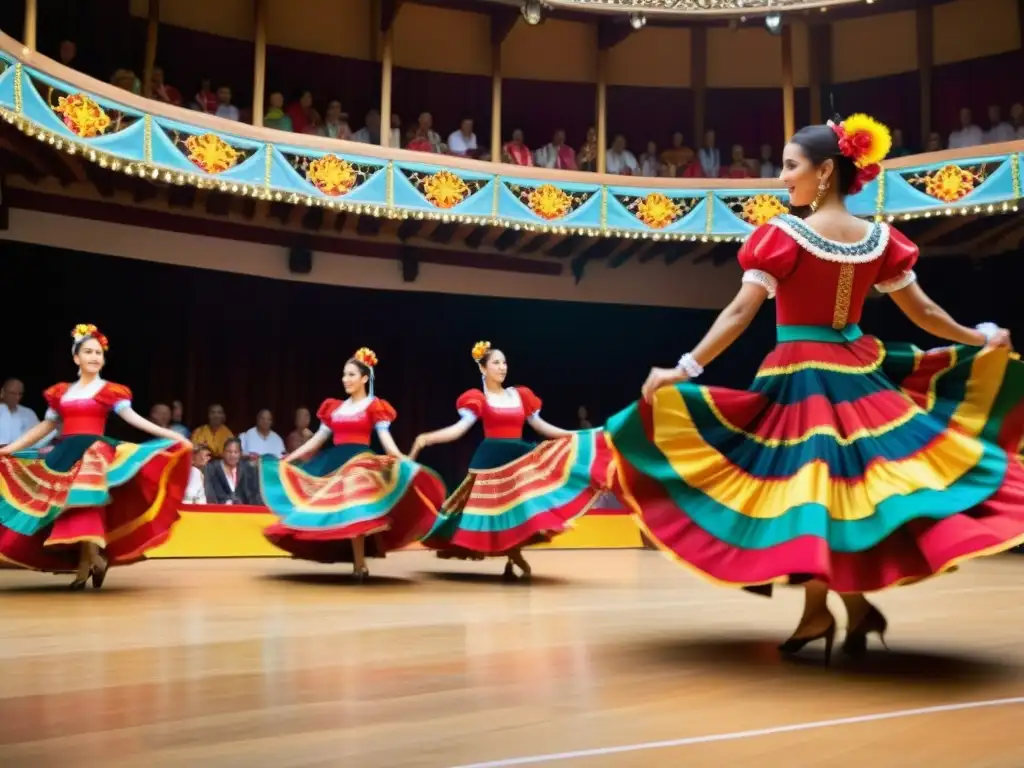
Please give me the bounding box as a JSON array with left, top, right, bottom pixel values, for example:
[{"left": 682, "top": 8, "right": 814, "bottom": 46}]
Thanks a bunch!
[
  {"left": 605, "top": 134, "right": 639, "bottom": 175},
  {"left": 240, "top": 409, "right": 285, "bottom": 459},
  {"left": 184, "top": 444, "right": 211, "bottom": 504},
  {"left": 983, "top": 105, "right": 1016, "bottom": 144},
  {"left": 447, "top": 118, "right": 479, "bottom": 157},
  {"left": 214, "top": 86, "right": 240, "bottom": 122},
  {"left": 948, "top": 107, "right": 983, "bottom": 149},
  {"left": 0, "top": 378, "right": 55, "bottom": 449}
]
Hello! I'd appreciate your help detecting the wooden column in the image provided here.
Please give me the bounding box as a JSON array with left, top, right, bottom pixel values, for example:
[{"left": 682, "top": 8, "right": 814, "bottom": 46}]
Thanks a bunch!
[
  {"left": 781, "top": 24, "right": 795, "bottom": 141},
  {"left": 691, "top": 26, "right": 707, "bottom": 146},
  {"left": 23, "top": 0, "right": 37, "bottom": 50},
  {"left": 916, "top": 3, "right": 934, "bottom": 146},
  {"left": 489, "top": 11, "right": 517, "bottom": 160},
  {"left": 142, "top": 0, "right": 160, "bottom": 98},
  {"left": 379, "top": 0, "right": 403, "bottom": 147},
  {"left": 807, "top": 22, "right": 832, "bottom": 125},
  {"left": 596, "top": 48, "right": 608, "bottom": 173},
  {"left": 252, "top": 0, "right": 268, "bottom": 126}
]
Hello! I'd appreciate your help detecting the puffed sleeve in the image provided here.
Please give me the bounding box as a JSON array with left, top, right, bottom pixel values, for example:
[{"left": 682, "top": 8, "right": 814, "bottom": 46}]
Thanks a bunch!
[
  {"left": 456, "top": 389, "right": 485, "bottom": 424},
  {"left": 99, "top": 382, "right": 133, "bottom": 414},
  {"left": 737, "top": 223, "right": 801, "bottom": 299},
  {"left": 42, "top": 383, "right": 68, "bottom": 422},
  {"left": 873, "top": 226, "right": 919, "bottom": 294},
  {"left": 515, "top": 386, "right": 543, "bottom": 418},
  {"left": 368, "top": 398, "right": 397, "bottom": 431},
  {"left": 315, "top": 398, "right": 341, "bottom": 437}
]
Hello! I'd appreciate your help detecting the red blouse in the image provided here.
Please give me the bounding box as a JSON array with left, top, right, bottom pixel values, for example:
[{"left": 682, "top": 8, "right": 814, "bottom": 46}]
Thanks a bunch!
[
  {"left": 457, "top": 386, "right": 542, "bottom": 440},
  {"left": 738, "top": 215, "right": 919, "bottom": 329},
  {"left": 43, "top": 381, "right": 133, "bottom": 436},
  {"left": 316, "top": 397, "right": 396, "bottom": 446}
]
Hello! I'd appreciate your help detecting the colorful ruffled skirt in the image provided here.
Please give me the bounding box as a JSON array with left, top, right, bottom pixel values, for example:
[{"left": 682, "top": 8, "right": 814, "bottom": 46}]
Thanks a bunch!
[
  {"left": 259, "top": 443, "right": 446, "bottom": 563},
  {"left": 606, "top": 324, "right": 1024, "bottom": 594},
  {"left": 421, "top": 429, "right": 614, "bottom": 559},
  {"left": 0, "top": 434, "right": 190, "bottom": 572}
]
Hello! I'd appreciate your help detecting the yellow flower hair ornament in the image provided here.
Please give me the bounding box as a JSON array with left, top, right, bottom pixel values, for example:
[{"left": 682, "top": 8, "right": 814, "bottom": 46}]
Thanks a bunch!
[
  {"left": 353, "top": 347, "right": 378, "bottom": 369},
  {"left": 471, "top": 341, "right": 491, "bottom": 363},
  {"left": 829, "top": 113, "right": 891, "bottom": 195},
  {"left": 71, "top": 323, "right": 109, "bottom": 351}
]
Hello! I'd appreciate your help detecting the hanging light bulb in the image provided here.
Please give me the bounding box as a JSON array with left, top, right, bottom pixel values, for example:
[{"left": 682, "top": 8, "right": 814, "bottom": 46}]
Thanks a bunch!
[
  {"left": 765, "top": 12, "right": 782, "bottom": 35},
  {"left": 628, "top": 12, "right": 647, "bottom": 29},
  {"left": 521, "top": 0, "right": 543, "bottom": 25}
]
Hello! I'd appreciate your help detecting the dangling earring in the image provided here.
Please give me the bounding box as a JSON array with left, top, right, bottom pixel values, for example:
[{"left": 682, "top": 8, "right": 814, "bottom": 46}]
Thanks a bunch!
[{"left": 810, "top": 178, "right": 828, "bottom": 212}]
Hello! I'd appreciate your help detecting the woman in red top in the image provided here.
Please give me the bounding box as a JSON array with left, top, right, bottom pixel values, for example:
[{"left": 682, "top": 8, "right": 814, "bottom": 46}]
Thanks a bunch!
[
  {"left": 410, "top": 342, "right": 612, "bottom": 580},
  {"left": 258, "top": 348, "right": 445, "bottom": 580},
  {"left": 0, "top": 325, "right": 192, "bottom": 588},
  {"left": 606, "top": 114, "right": 1024, "bottom": 664}
]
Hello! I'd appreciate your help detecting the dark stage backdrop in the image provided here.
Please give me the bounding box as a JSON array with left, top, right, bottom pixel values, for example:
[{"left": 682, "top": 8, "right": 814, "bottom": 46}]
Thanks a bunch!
[{"left": 4, "top": 241, "right": 1020, "bottom": 486}]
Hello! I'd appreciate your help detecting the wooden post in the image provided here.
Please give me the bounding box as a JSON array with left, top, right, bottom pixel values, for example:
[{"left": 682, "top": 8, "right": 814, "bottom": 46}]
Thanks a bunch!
[
  {"left": 142, "top": 0, "right": 160, "bottom": 98},
  {"left": 916, "top": 3, "right": 934, "bottom": 146},
  {"left": 491, "top": 43, "right": 502, "bottom": 160},
  {"left": 596, "top": 48, "right": 608, "bottom": 174},
  {"left": 781, "top": 24, "right": 795, "bottom": 141},
  {"left": 380, "top": 28, "right": 394, "bottom": 147},
  {"left": 691, "top": 26, "right": 707, "bottom": 147},
  {"left": 23, "top": 0, "right": 37, "bottom": 50},
  {"left": 807, "top": 22, "right": 832, "bottom": 125},
  {"left": 252, "top": 0, "right": 268, "bottom": 126}
]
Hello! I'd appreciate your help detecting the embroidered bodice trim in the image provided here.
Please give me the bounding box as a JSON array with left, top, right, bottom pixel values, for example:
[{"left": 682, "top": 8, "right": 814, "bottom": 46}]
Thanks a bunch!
[{"left": 769, "top": 214, "right": 890, "bottom": 264}]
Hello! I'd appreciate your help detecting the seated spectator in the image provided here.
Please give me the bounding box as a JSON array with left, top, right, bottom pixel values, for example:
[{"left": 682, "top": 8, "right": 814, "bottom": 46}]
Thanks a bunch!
[
  {"left": 286, "top": 90, "right": 321, "bottom": 135},
  {"left": 286, "top": 406, "right": 313, "bottom": 449},
  {"left": 170, "top": 399, "right": 190, "bottom": 438},
  {"left": 577, "top": 127, "right": 598, "bottom": 172},
  {"left": 660, "top": 132, "right": 694, "bottom": 177},
  {"left": 697, "top": 129, "right": 721, "bottom": 177},
  {"left": 184, "top": 444, "right": 211, "bottom": 504},
  {"left": 888, "top": 129, "right": 911, "bottom": 158},
  {"left": 448, "top": 118, "right": 480, "bottom": 157},
  {"left": 1, "top": 378, "right": 54, "bottom": 449},
  {"left": 984, "top": 105, "right": 1015, "bottom": 144},
  {"left": 405, "top": 124, "right": 435, "bottom": 153},
  {"left": 759, "top": 144, "right": 780, "bottom": 176},
  {"left": 240, "top": 409, "right": 285, "bottom": 459},
  {"left": 191, "top": 404, "right": 234, "bottom": 458},
  {"left": 263, "top": 92, "right": 293, "bottom": 131},
  {"left": 285, "top": 430, "right": 305, "bottom": 456},
  {"left": 535, "top": 129, "right": 577, "bottom": 170},
  {"left": 948, "top": 107, "right": 982, "bottom": 149},
  {"left": 353, "top": 109, "right": 383, "bottom": 144},
  {"left": 205, "top": 438, "right": 261, "bottom": 505},
  {"left": 723, "top": 144, "right": 755, "bottom": 178},
  {"left": 925, "top": 131, "right": 943, "bottom": 152},
  {"left": 413, "top": 112, "right": 445, "bottom": 153},
  {"left": 150, "top": 66, "right": 181, "bottom": 106},
  {"left": 318, "top": 100, "right": 352, "bottom": 140},
  {"left": 1012, "top": 103, "right": 1024, "bottom": 139},
  {"left": 639, "top": 141, "right": 661, "bottom": 177},
  {"left": 111, "top": 68, "right": 141, "bottom": 94},
  {"left": 58, "top": 39, "right": 77, "bottom": 69},
  {"left": 149, "top": 402, "right": 172, "bottom": 430},
  {"left": 502, "top": 129, "right": 533, "bottom": 166},
  {"left": 193, "top": 77, "right": 217, "bottom": 113},
  {"left": 215, "top": 86, "right": 240, "bottom": 121},
  {"left": 606, "top": 134, "right": 638, "bottom": 175}
]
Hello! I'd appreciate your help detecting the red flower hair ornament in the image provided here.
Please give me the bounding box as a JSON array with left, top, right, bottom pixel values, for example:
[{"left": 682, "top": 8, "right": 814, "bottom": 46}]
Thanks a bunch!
[
  {"left": 828, "top": 113, "right": 891, "bottom": 196},
  {"left": 71, "top": 323, "right": 109, "bottom": 353}
]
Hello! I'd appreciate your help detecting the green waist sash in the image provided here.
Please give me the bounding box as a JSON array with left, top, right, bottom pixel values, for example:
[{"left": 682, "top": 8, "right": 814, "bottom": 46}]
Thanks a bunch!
[{"left": 776, "top": 324, "right": 864, "bottom": 344}]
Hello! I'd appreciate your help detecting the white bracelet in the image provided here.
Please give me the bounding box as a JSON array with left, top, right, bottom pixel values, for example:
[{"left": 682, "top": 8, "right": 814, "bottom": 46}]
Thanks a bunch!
[
  {"left": 975, "top": 322, "right": 1000, "bottom": 342},
  {"left": 676, "top": 353, "right": 704, "bottom": 379}
]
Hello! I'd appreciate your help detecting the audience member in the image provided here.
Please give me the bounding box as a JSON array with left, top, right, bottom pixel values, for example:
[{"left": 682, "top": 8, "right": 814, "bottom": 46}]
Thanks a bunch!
[
  {"left": 263, "top": 92, "right": 292, "bottom": 131},
  {"left": 724, "top": 144, "right": 755, "bottom": 178},
  {"left": 639, "top": 141, "right": 661, "bottom": 177},
  {"left": 205, "top": 438, "right": 261, "bottom": 505},
  {"left": 286, "top": 407, "right": 313, "bottom": 448},
  {"left": 215, "top": 86, "right": 240, "bottom": 121},
  {"left": 605, "top": 134, "right": 638, "bottom": 175},
  {"left": 889, "top": 129, "right": 911, "bottom": 158},
  {"left": 984, "top": 104, "right": 1016, "bottom": 144},
  {"left": 502, "top": 129, "right": 533, "bottom": 166},
  {"left": 759, "top": 144, "right": 780, "bottom": 176},
  {"left": 697, "top": 129, "right": 721, "bottom": 178},
  {"left": 534, "top": 129, "right": 577, "bottom": 170},
  {"left": 287, "top": 90, "right": 321, "bottom": 135},
  {"left": 660, "top": 132, "right": 694, "bottom": 177},
  {"left": 948, "top": 107, "right": 983, "bottom": 149},
  {"left": 149, "top": 403, "right": 172, "bottom": 429},
  {"left": 577, "top": 127, "right": 598, "bottom": 172},
  {"left": 184, "top": 444, "right": 211, "bottom": 504},
  {"left": 192, "top": 404, "right": 234, "bottom": 458},
  {"left": 448, "top": 118, "right": 479, "bottom": 157},
  {"left": 240, "top": 409, "right": 286, "bottom": 459},
  {"left": 194, "top": 77, "right": 217, "bottom": 113},
  {"left": 1, "top": 378, "right": 54, "bottom": 449},
  {"left": 170, "top": 400, "right": 190, "bottom": 438},
  {"left": 318, "top": 100, "right": 352, "bottom": 140},
  {"left": 1012, "top": 103, "right": 1024, "bottom": 139},
  {"left": 150, "top": 66, "right": 182, "bottom": 106}
]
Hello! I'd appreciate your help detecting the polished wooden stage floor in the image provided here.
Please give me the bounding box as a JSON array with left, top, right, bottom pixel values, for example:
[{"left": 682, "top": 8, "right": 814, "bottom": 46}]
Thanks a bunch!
[{"left": 1, "top": 551, "right": 1023, "bottom": 767}]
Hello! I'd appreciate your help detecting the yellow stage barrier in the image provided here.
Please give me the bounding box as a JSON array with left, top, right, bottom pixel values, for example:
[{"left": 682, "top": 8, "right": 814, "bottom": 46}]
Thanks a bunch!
[{"left": 147, "top": 506, "right": 643, "bottom": 559}]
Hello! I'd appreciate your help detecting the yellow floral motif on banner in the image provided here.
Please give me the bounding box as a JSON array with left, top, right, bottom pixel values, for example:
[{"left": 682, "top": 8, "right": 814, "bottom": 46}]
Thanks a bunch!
[
  {"left": 185, "top": 133, "right": 242, "bottom": 174},
  {"left": 635, "top": 192, "right": 683, "bottom": 229},
  {"left": 741, "top": 194, "right": 788, "bottom": 226},
  {"left": 307, "top": 154, "right": 357, "bottom": 196},
  {"left": 528, "top": 184, "right": 572, "bottom": 220},
  {"left": 423, "top": 170, "right": 470, "bottom": 209},
  {"left": 54, "top": 93, "right": 111, "bottom": 138},
  {"left": 923, "top": 165, "right": 976, "bottom": 203}
]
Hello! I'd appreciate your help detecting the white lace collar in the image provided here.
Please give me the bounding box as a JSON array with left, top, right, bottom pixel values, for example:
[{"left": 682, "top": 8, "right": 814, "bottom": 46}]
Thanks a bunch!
[
  {"left": 63, "top": 378, "right": 106, "bottom": 401},
  {"left": 333, "top": 396, "right": 374, "bottom": 417},
  {"left": 769, "top": 214, "right": 889, "bottom": 263},
  {"left": 483, "top": 386, "right": 521, "bottom": 410}
]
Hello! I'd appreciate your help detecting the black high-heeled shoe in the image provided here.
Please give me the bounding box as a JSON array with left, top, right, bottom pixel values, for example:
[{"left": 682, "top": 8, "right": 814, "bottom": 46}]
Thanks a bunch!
[
  {"left": 778, "top": 617, "right": 837, "bottom": 667},
  {"left": 842, "top": 604, "right": 889, "bottom": 657},
  {"left": 91, "top": 559, "right": 109, "bottom": 589},
  {"left": 353, "top": 567, "right": 369, "bottom": 583},
  {"left": 69, "top": 573, "right": 89, "bottom": 590},
  {"left": 501, "top": 561, "right": 517, "bottom": 582}
]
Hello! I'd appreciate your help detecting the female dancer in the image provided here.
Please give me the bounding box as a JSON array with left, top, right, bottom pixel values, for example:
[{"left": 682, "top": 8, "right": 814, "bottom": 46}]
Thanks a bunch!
[
  {"left": 259, "top": 348, "right": 446, "bottom": 580},
  {"left": 0, "top": 324, "right": 192, "bottom": 588},
  {"left": 606, "top": 114, "right": 1024, "bottom": 663},
  {"left": 410, "top": 342, "right": 612, "bottom": 580}
]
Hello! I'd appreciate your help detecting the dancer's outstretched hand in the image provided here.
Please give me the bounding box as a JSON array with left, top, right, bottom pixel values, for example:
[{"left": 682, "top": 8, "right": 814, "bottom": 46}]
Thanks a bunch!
[
  {"left": 410, "top": 434, "right": 430, "bottom": 460},
  {"left": 641, "top": 366, "right": 687, "bottom": 404},
  {"left": 983, "top": 327, "right": 1013, "bottom": 352}
]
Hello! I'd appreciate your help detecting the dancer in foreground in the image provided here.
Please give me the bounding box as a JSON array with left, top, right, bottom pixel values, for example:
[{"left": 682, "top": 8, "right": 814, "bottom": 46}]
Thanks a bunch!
[
  {"left": 411, "top": 342, "right": 612, "bottom": 580},
  {"left": 605, "top": 114, "right": 1024, "bottom": 663},
  {"left": 259, "top": 348, "right": 446, "bottom": 580},
  {"left": 0, "top": 324, "right": 192, "bottom": 588}
]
